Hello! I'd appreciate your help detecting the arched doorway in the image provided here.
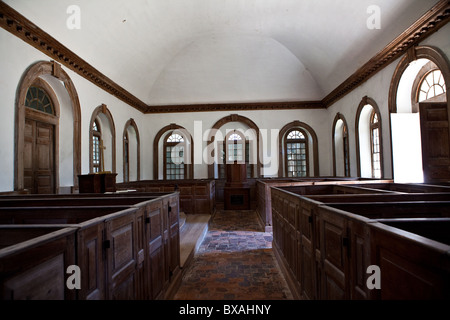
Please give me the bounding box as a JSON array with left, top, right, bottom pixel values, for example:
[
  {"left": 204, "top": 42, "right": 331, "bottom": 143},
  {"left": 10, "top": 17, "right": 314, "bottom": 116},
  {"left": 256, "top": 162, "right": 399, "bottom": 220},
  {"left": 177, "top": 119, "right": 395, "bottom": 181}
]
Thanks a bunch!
[
  {"left": 15, "top": 61, "right": 81, "bottom": 193},
  {"left": 389, "top": 46, "right": 449, "bottom": 183}
]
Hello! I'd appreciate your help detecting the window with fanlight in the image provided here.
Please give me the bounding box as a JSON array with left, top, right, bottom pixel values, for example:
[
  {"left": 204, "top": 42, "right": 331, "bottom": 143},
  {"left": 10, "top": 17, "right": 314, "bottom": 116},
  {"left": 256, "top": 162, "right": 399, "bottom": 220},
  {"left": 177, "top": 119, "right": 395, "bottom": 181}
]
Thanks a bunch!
[
  {"left": 218, "top": 131, "right": 252, "bottom": 179},
  {"left": 417, "top": 69, "right": 446, "bottom": 102},
  {"left": 25, "top": 86, "right": 55, "bottom": 115},
  {"left": 164, "top": 132, "right": 186, "bottom": 180},
  {"left": 285, "top": 129, "right": 308, "bottom": 177}
]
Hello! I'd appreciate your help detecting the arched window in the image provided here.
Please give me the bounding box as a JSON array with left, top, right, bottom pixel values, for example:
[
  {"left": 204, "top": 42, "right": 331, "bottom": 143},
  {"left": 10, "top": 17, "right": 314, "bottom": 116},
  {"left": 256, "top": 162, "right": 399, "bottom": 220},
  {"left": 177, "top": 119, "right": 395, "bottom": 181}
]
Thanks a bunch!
[
  {"left": 89, "top": 105, "right": 116, "bottom": 174},
  {"left": 333, "top": 113, "right": 350, "bottom": 177},
  {"left": 218, "top": 130, "right": 252, "bottom": 179},
  {"left": 356, "top": 97, "right": 383, "bottom": 179},
  {"left": 25, "top": 86, "right": 55, "bottom": 115},
  {"left": 285, "top": 129, "right": 308, "bottom": 177},
  {"left": 123, "top": 119, "right": 140, "bottom": 182},
  {"left": 92, "top": 119, "right": 102, "bottom": 173},
  {"left": 417, "top": 69, "right": 446, "bottom": 102},
  {"left": 164, "top": 132, "right": 186, "bottom": 180},
  {"left": 370, "top": 111, "right": 381, "bottom": 179}
]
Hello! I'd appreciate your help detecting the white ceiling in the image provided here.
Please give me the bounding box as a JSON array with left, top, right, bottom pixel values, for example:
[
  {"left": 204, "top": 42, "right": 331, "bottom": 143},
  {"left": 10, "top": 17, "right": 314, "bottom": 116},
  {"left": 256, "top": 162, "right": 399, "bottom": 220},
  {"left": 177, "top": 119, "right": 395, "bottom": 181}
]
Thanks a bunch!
[{"left": 5, "top": 0, "right": 439, "bottom": 106}]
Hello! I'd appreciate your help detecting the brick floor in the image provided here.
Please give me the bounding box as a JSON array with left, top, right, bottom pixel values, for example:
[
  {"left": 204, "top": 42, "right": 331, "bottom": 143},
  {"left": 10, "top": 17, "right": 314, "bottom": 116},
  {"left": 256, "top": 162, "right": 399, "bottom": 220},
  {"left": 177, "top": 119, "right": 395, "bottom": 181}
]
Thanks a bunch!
[{"left": 173, "top": 210, "right": 293, "bottom": 300}]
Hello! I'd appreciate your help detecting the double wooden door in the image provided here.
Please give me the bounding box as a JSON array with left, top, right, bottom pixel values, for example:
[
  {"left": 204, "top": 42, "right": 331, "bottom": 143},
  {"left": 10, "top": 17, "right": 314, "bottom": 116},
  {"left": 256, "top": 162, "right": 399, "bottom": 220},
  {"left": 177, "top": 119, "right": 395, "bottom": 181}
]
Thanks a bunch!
[{"left": 23, "top": 119, "right": 55, "bottom": 194}]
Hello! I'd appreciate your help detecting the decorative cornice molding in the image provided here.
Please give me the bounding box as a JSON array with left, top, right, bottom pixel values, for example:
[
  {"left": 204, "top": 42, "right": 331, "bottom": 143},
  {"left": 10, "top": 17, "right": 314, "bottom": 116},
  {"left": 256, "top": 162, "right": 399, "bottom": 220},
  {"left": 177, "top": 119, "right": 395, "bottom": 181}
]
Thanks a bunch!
[
  {"left": 0, "top": 1, "right": 149, "bottom": 113},
  {"left": 1, "top": 1, "right": 449, "bottom": 113},
  {"left": 322, "top": 0, "right": 450, "bottom": 107},
  {"left": 145, "top": 100, "right": 325, "bottom": 113}
]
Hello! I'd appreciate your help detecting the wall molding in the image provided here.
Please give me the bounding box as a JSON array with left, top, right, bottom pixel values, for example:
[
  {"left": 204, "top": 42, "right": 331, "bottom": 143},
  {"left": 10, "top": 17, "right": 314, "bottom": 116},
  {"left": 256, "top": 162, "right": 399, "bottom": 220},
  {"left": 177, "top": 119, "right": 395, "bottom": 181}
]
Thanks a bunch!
[
  {"left": 322, "top": 0, "right": 450, "bottom": 107},
  {"left": 1, "top": 1, "right": 449, "bottom": 114}
]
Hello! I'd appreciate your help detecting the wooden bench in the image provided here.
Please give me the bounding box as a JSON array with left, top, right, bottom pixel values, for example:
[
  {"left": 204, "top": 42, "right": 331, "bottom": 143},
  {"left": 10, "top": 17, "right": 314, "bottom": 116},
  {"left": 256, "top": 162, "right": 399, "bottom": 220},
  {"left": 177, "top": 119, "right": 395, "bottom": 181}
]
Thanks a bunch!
[{"left": 0, "top": 192, "right": 181, "bottom": 300}]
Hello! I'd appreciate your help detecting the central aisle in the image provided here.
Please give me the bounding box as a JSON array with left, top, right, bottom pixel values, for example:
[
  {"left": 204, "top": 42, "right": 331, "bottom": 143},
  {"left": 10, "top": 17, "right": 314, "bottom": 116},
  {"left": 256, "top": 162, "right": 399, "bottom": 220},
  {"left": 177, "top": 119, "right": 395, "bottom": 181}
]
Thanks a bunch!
[{"left": 173, "top": 210, "right": 293, "bottom": 300}]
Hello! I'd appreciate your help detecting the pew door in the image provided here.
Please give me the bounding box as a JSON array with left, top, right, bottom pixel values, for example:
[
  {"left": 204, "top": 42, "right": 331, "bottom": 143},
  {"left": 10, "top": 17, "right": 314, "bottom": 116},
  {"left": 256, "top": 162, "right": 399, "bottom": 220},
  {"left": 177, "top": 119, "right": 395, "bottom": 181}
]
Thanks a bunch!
[
  {"left": 419, "top": 102, "right": 450, "bottom": 183},
  {"left": 318, "top": 207, "right": 350, "bottom": 299},
  {"left": 146, "top": 200, "right": 165, "bottom": 299},
  {"left": 105, "top": 210, "right": 138, "bottom": 300}
]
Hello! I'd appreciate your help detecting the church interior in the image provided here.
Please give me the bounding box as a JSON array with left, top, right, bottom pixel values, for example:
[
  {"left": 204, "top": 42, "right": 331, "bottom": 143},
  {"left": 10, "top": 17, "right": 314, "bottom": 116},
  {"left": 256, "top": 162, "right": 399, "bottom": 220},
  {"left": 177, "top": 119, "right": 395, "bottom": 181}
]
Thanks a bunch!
[{"left": 0, "top": 0, "right": 450, "bottom": 302}]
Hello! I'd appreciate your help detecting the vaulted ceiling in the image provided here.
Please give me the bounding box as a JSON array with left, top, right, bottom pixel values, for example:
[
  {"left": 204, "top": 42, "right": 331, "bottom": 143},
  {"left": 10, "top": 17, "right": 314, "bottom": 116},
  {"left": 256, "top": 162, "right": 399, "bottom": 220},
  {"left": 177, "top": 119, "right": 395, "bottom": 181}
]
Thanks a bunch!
[{"left": 3, "top": 0, "right": 442, "bottom": 107}]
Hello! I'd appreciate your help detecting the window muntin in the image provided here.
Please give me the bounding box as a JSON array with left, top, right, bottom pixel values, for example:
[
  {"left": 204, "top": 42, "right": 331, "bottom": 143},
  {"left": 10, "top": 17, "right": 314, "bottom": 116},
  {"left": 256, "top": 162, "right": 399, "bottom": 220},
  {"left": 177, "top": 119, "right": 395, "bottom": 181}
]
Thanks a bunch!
[
  {"left": 123, "top": 132, "right": 129, "bottom": 182},
  {"left": 219, "top": 131, "right": 252, "bottom": 179},
  {"left": 418, "top": 69, "right": 446, "bottom": 102},
  {"left": 343, "top": 125, "right": 350, "bottom": 177},
  {"left": 370, "top": 111, "right": 381, "bottom": 178},
  {"left": 92, "top": 120, "right": 101, "bottom": 173},
  {"left": 25, "top": 86, "right": 55, "bottom": 115},
  {"left": 165, "top": 132, "right": 186, "bottom": 180},
  {"left": 285, "top": 129, "right": 308, "bottom": 177}
]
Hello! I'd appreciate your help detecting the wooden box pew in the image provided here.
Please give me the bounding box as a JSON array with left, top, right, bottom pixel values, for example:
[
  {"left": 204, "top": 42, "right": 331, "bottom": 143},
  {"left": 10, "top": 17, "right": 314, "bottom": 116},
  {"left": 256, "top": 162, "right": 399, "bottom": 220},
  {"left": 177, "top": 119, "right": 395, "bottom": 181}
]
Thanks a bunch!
[
  {"left": 0, "top": 196, "right": 163, "bottom": 207},
  {"left": 323, "top": 201, "right": 450, "bottom": 219},
  {"left": 305, "top": 192, "right": 450, "bottom": 203},
  {"left": 0, "top": 193, "right": 181, "bottom": 300},
  {"left": 367, "top": 218, "right": 450, "bottom": 299},
  {"left": 351, "top": 182, "right": 450, "bottom": 193},
  {"left": 316, "top": 203, "right": 450, "bottom": 300},
  {"left": 0, "top": 225, "right": 77, "bottom": 300},
  {"left": 271, "top": 186, "right": 378, "bottom": 300},
  {"left": 116, "top": 179, "right": 215, "bottom": 215},
  {"left": 256, "top": 179, "right": 393, "bottom": 232},
  {"left": 271, "top": 186, "right": 450, "bottom": 300}
]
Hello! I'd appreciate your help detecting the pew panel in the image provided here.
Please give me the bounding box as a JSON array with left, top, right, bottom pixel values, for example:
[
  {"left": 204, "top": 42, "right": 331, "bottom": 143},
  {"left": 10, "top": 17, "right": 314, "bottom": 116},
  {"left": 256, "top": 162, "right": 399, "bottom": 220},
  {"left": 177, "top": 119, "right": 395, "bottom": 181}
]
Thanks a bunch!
[
  {"left": 0, "top": 226, "right": 77, "bottom": 300},
  {"left": 369, "top": 220, "right": 450, "bottom": 299}
]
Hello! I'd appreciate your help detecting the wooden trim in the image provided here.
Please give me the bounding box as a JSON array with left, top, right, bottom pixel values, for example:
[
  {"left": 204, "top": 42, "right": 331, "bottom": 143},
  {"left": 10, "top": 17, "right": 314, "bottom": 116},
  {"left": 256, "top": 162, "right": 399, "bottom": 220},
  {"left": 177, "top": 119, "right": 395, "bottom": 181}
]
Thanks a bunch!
[
  {"left": 153, "top": 124, "right": 194, "bottom": 180},
  {"left": 323, "top": 0, "right": 450, "bottom": 108},
  {"left": 146, "top": 101, "right": 324, "bottom": 113},
  {"left": 14, "top": 60, "right": 81, "bottom": 192},
  {"left": 355, "top": 97, "right": 384, "bottom": 178},
  {"left": 123, "top": 118, "right": 141, "bottom": 182},
  {"left": 0, "top": 1, "right": 148, "bottom": 113},
  {"left": 332, "top": 113, "right": 350, "bottom": 177},
  {"left": 389, "top": 45, "right": 450, "bottom": 114},
  {"left": 89, "top": 105, "right": 116, "bottom": 174},
  {"left": 1, "top": 1, "right": 449, "bottom": 114},
  {"left": 207, "top": 114, "right": 261, "bottom": 179},
  {"left": 278, "top": 121, "right": 320, "bottom": 177}
]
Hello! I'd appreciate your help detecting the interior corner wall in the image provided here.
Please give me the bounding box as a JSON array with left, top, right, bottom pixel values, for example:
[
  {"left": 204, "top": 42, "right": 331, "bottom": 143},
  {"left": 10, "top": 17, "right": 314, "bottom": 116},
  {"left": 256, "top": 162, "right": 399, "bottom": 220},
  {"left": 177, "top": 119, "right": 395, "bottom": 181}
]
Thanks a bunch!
[{"left": 325, "top": 23, "right": 450, "bottom": 180}]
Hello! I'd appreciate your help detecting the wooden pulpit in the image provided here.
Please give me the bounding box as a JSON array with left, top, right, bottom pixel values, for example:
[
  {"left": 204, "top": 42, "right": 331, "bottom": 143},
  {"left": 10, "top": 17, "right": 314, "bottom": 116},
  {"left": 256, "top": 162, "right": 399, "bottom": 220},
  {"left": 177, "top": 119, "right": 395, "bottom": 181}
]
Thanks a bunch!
[
  {"left": 224, "top": 163, "right": 250, "bottom": 210},
  {"left": 78, "top": 172, "right": 117, "bottom": 193}
]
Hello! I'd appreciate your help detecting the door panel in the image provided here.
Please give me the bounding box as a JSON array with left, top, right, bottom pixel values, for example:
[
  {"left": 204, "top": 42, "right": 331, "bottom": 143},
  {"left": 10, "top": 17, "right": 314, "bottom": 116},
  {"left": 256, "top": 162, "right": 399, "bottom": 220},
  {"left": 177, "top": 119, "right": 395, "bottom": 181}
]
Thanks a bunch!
[
  {"left": 419, "top": 102, "right": 450, "bottom": 182},
  {"left": 23, "top": 119, "right": 55, "bottom": 194}
]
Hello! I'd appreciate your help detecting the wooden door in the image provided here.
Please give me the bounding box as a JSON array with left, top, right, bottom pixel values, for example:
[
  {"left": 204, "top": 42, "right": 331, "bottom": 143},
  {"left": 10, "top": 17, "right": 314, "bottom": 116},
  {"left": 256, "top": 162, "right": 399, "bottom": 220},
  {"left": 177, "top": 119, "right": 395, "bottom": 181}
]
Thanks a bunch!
[
  {"left": 419, "top": 102, "right": 450, "bottom": 183},
  {"left": 23, "top": 119, "right": 55, "bottom": 194}
]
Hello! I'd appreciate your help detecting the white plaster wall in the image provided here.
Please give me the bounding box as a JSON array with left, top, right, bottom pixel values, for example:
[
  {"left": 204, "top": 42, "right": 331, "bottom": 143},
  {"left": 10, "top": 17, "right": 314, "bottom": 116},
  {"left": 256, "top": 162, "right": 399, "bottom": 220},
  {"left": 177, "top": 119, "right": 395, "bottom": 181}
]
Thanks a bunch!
[
  {"left": 146, "top": 108, "right": 330, "bottom": 180},
  {"left": 1, "top": 22, "right": 449, "bottom": 191},
  {"left": 326, "top": 23, "right": 450, "bottom": 180}
]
